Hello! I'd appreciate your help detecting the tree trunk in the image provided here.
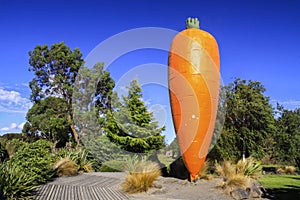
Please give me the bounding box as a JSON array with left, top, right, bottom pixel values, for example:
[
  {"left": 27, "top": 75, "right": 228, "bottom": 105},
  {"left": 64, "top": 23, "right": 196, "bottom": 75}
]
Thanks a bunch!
[
  {"left": 68, "top": 113, "right": 80, "bottom": 146},
  {"left": 70, "top": 122, "right": 80, "bottom": 146}
]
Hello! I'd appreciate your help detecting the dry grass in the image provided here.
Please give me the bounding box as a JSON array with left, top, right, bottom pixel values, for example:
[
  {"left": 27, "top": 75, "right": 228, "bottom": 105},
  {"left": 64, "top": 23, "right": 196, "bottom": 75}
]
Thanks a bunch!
[
  {"left": 215, "top": 158, "right": 263, "bottom": 195},
  {"left": 278, "top": 165, "right": 297, "bottom": 174},
  {"left": 276, "top": 167, "right": 285, "bottom": 174},
  {"left": 284, "top": 166, "right": 297, "bottom": 174},
  {"left": 215, "top": 160, "right": 236, "bottom": 179},
  {"left": 215, "top": 160, "right": 249, "bottom": 191},
  {"left": 198, "top": 160, "right": 213, "bottom": 180},
  {"left": 121, "top": 156, "right": 161, "bottom": 194},
  {"left": 225, "top": 174, "right": 249, "bottom": 189},
  {"left": 53, "top": 158, "right": 78, "bottom": 177}
]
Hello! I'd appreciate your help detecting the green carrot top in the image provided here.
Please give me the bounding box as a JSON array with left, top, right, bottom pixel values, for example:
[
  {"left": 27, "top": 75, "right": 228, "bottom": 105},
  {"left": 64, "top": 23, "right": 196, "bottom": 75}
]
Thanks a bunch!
[{"left": 186, "top": 17, "right": 200, "bottom": 29}]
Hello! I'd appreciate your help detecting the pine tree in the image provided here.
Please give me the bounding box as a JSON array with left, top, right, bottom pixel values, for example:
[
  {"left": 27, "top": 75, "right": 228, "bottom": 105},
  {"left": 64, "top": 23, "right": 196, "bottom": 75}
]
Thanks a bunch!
[
  {"left": 105, "top": 79, "right": 165, "bottom": 154},
  {"left": 208, "top": 78, "right": 276, "bottom": 161}
]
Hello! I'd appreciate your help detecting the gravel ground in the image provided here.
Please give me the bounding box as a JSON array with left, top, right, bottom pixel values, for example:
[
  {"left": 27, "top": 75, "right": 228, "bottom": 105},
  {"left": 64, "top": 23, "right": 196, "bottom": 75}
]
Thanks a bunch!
[
  {"left": 127, "top": 176, "right": 232, "bottom": 200},
  {"left": 90, "top": 172, "right": 232, "bottom": 199}
]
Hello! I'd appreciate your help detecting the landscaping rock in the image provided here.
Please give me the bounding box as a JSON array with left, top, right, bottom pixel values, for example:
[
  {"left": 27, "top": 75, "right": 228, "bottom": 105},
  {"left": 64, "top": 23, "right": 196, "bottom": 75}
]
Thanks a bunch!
[
  {"left": 230, "top": 180, "right": 267, "bottom": 199},
  {"left": 250, "top": 181, "right": 265, "bottom": 198},
  {"left": 230, "top": 188, "right": 250, "bottom": 200}
]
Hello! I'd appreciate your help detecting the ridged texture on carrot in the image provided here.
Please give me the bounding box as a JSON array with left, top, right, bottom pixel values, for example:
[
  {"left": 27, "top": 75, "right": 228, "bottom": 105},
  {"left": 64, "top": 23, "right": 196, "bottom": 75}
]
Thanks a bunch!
[{"left": 168, "top": 27, "right": 220, "bottom": 181}]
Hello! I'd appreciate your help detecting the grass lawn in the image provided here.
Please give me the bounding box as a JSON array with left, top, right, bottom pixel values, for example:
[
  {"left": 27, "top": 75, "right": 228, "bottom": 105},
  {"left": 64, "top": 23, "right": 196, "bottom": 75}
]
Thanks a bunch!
[
  {"left": 258, "top": 174, "right": 300, "bottom": 200},
  {"left": 157, "top": 153, "right": 176, "bottom": 166},
  {"left": 258, "top": 174, "right": 300, "bottom": 189}
]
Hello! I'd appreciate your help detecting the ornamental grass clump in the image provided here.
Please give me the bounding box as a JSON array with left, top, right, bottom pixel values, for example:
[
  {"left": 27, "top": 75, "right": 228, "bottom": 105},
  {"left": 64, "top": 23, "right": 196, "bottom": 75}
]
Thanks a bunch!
[
  {"left": 0, "top": 161, "right": 39, "bottom": 200},
  {"left": 53, "top": 158, "right": 78, "bottom": 177},
  {"left": 215, "top": 158, "right": 262, "bottom": 192},
  {"left": 198, "top": 159, "right": 213, "bottom": 180},
  {"left": 56, "top": 147, "right": 95, "bottom": 173},
  {"left": 277, "top": 165, "right": 297, "bottom": 174},
  {"left": 122, "top": 156, "right": 161, "bottom": 194},
  {"left": 236, "top": 157, "right": 262, "bottom": 178},
  {"left": 284, "top": 165, "right": 297, "bottom": 174},
  {"left": 215, "top": 160, "right": 237, "bottom": 180}
]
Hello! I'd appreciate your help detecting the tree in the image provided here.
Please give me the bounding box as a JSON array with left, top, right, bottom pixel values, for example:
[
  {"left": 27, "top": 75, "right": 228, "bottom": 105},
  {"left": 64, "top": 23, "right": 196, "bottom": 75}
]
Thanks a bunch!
[
  {"left": 28, "top": 42, "right": 84, "bottom": 145},
  {"left": 72, "top": 63, "right": 115, "bottom": 140},
  {"left": 22, "top": 96, "right": 70, "bottom": 147},
  {"left": 104, "top": 79, "right": 166, "bottom": 154},
  {"left": 209, "top": 78, "right": 276, "bottom": 161},
  {"left": 167, "top": 137, "right": 180, "bottom": 159},
  {"left": 94, "top": 64, "right": 115, "bottom": 123},
  {"left": 274, "top": 106, "right": 300, "bottom": 167}
]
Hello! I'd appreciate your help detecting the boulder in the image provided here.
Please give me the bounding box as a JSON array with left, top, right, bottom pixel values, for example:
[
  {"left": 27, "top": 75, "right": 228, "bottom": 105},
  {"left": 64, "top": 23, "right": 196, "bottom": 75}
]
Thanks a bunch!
[
  {"left": 230, "top": 188, "right": 250, "bottom": 200},
  {"left": 230, "top": 180, "right": 267, "bottom": 199}
]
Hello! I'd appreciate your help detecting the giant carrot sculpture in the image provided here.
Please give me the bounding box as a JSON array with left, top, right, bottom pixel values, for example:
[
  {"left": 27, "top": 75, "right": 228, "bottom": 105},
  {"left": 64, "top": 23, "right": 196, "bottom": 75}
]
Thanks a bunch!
[{"left": 168, "top": 17, "right": 220, "bottom": 181}]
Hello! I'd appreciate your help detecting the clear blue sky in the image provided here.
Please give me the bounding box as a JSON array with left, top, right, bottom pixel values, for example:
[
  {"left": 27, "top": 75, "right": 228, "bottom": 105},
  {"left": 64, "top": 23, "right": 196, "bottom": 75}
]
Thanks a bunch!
[{"left": 0, "top": 0, "right": 300, "bottom": 143}]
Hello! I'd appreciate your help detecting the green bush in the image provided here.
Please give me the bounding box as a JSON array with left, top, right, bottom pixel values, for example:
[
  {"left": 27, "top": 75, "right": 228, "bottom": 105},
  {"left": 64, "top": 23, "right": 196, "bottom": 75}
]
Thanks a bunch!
[
  {"left": 0, "top": 140, "right": 56, "bottom": 199},
  {"left": 100, "top": 160, "right": 125, "bottom": 172},
  {"left": 0, "top": 143, "right": 8, "bottom": 163},
  {"left": 10, "top": 140, "right": 55, "bottom": 185},
  {"left": 236, "top": 157, "right": 262, "bottom": 178},
  {"left": 0, "top": 160, "right": 39, "bottom": 199},
  {"left": 5, "top": 139, "right": 27, "bottom": 157}
]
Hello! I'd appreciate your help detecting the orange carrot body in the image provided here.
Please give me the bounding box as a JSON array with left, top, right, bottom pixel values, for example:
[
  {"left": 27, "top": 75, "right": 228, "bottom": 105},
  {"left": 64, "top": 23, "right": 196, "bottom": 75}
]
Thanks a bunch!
[{"left": 168, "top": 20, "right": 220, "bottom": 181}]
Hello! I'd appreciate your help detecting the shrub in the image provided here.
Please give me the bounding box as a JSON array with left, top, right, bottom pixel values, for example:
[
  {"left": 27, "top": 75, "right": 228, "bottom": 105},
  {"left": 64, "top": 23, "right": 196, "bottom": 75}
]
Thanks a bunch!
[
  {"left": 122, "top": 156, "right": 161, "bottom": 193},
  {"left": 75, "top": 148, "right": 95, "bottom": 173},
  {"left": 0, "top": 143, "right": 8, "bottom": 164},
  {"left": 5, "top": 139, "right": 27, "bottom": 157},
  {"left": 0, "top": 161, "right": 39, "bottom": 200},
  {"left": 0, "top": 140, "right": 56, "bottom": 199},
  {"left": 10, "top": 140, "right": 55, "bottom": 185},
  {"left": 215, "top": 158, "right": 262, "bottom": 193},
  {"left": 236, "top": 157, "right": 262, "bottom": 178},
  {"left": 277, "top": 165, "right": 297, "bottom": 174},
  {"left": 123, "top": 155, "right": 140, "bottom": 173},
  {"left": 55, "top": 147, "right": 95, "bottom": 173},
  {"left": 100, "top": 160, "right": 125, "bottom": 172}
]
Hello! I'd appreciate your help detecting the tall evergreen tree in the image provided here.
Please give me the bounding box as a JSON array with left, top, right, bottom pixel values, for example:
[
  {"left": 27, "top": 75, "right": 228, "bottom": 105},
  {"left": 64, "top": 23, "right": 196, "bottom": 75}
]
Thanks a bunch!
[
  {"left": 105, "top": 79, "right": 165, "bottom": 153},
  {"left": 209, "top": 78, "right": 276, "bottom": 161},
  {"left": 274, "top": 106, "right": 300, "bottom": 167}
]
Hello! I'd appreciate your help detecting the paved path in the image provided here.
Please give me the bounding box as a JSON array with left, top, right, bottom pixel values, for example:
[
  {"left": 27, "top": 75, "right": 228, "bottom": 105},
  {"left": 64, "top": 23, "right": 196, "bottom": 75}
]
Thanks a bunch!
[
  {"left": 34, "top": 173, "right": 129, "bottom": 200},
  {"left": 34, "top": 172, "right": 236, "bottom": 200}
]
